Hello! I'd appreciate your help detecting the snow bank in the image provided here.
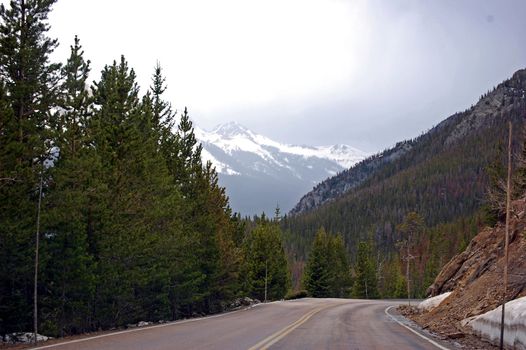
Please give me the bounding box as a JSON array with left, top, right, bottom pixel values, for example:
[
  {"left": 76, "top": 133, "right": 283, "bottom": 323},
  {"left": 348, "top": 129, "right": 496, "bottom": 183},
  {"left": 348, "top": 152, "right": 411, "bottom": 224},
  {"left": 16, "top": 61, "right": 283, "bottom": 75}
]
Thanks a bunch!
[
  {"left": 4, "top": 332, "right": 51, "bottom": 344},
  {"left": 462, "top": 296, "right": 526, "bottom": 349},
  {"left": 418, "top": 292, "right": 452, "bottom": 312}
]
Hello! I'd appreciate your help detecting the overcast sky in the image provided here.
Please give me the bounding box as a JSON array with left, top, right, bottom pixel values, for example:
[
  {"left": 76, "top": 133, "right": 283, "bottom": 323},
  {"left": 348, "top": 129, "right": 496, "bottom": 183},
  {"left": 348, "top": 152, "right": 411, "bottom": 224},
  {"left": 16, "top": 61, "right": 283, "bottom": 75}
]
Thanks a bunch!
[{"left": 39, "top": 0, "right": 526, "bottom": 152}]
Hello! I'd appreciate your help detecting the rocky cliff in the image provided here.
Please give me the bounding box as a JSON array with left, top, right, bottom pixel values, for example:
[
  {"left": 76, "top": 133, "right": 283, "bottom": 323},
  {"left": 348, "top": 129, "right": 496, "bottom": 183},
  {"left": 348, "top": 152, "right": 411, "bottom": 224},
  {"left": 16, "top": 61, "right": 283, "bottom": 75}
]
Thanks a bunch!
[{"left": 415, "top": 199, "right": 526, "bottom": 335}]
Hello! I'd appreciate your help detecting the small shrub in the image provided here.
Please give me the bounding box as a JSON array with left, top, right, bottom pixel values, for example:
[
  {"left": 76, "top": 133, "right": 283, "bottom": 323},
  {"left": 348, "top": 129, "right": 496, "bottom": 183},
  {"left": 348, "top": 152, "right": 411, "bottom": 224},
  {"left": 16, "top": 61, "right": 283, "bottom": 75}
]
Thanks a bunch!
[{"left": 284, "top": 290, "right": 309, "bottom": 300}]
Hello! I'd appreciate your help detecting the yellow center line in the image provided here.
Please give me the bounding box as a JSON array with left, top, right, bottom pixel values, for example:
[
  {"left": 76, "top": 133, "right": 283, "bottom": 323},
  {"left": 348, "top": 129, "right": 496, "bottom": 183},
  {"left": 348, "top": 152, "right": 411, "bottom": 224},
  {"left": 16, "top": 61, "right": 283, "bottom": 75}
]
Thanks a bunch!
[{"left": 248, "top": 304, "right": 332, "bottom": 350}]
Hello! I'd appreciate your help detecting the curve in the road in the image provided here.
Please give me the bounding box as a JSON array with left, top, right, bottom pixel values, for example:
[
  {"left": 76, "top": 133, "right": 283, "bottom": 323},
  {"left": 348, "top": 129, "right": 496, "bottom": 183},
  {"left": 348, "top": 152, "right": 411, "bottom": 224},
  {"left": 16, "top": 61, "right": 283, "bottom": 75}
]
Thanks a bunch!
[{"left": 29, "top": 298, "right": 452, "bottom": 350}]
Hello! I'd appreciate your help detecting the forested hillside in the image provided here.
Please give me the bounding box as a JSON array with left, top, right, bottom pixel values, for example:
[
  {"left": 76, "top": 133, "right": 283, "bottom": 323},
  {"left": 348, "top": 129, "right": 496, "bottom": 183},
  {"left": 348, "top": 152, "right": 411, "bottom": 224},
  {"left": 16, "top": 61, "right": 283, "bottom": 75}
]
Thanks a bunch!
[
  {"left": 0, "top": 0, "right": 290, "bottom": 338},
  {"left": 284, "top": 68, "right": 526, "bottom": 297}
]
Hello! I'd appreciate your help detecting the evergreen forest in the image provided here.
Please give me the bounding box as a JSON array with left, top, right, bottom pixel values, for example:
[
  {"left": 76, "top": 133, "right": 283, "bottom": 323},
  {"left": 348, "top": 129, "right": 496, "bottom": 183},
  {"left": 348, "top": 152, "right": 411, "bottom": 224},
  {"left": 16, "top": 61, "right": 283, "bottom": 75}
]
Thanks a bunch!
[{"left": 0, "top": 0, "right": 290, "bottom": 337}]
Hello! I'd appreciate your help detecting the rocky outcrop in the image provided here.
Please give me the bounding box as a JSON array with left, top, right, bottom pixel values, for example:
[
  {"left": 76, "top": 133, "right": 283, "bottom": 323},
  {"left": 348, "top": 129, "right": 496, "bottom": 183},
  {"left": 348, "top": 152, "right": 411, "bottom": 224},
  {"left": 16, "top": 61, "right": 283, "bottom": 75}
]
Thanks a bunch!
[
  {"left": 445, "top": 69, "right": 526, "bottom": 146},
  {"left": 414, "top": 199, "right": 526, "bottom": 336}
]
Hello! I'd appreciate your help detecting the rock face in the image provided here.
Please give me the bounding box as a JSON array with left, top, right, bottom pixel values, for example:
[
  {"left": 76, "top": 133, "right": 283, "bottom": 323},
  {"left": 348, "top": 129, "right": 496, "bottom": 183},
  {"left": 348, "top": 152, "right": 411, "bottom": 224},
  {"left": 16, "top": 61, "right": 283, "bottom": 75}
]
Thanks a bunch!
[
  {"left": 415, "top": 199, "right": 526, "bottom": 335},
  {"left": 445, "top": 69, "right": 526, "bottom": 146}
]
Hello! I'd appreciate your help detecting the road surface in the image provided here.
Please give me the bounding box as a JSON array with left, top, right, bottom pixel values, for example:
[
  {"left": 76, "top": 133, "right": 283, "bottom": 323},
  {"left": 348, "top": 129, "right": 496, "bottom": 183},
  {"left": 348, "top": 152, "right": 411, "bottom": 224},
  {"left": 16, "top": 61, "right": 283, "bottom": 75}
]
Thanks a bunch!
[{"left": 34, "top": 298, "right": 450, "bottom": 350}]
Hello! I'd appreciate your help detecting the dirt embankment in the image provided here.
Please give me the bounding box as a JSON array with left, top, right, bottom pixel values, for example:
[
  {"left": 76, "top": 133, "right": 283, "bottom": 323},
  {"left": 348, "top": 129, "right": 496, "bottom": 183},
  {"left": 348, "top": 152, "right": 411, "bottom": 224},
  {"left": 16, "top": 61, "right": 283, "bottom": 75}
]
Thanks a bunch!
[{"left": 407, "top": 199, "right": 526, "bottom": 346}]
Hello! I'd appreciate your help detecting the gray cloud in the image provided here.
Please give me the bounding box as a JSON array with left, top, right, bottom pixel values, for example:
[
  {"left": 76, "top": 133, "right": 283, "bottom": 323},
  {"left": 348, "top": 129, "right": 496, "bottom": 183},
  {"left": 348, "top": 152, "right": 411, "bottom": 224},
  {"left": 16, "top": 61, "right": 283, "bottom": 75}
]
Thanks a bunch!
[
  {"left": 40, "top": 0, "right": 526, "bottom": 154},
  {"left": 210, "top": 0, "right": 526, "bottom": 152}
]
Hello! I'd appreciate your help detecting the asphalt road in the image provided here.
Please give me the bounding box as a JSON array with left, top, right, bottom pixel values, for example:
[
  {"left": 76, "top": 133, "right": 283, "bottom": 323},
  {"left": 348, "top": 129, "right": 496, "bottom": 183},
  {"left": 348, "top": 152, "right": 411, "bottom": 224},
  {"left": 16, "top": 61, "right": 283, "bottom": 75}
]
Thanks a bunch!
[{"left": 34, "top": 298, "right": 450, "bottom": 350}]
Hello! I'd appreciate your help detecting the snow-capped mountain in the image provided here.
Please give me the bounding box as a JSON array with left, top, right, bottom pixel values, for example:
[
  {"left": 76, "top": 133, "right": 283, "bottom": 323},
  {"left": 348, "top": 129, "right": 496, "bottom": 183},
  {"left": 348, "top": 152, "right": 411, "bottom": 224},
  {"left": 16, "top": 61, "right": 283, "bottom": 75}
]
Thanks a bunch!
[{"left": 194, "top": 122, "right": 368, "bottom": 215}]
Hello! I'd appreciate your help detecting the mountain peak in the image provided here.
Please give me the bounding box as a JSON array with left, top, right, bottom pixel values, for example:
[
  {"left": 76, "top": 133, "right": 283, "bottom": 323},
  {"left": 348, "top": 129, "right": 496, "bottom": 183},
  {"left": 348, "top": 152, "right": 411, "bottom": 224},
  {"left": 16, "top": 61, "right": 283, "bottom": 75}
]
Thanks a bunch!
[{"left": 212, "top": 121, "right": 251, "bottom": 138}]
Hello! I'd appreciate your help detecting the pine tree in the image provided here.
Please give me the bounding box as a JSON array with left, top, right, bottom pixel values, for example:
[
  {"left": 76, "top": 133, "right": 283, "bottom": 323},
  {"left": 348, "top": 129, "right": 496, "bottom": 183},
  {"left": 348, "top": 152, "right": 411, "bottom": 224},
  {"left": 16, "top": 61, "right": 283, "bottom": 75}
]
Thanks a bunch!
[
  {"left": 352, "top": 241, "right": 378, "bottom": 299},
  {"left": 378, "top": 254, "right": 406, "bottom": 298},
  {"left": 200, "top": 162, "right": 242, "bottom": 309},
  {"left": 303, "top": 228, "right": 352, "bottom": 298},
  {"left": 54, "top": 35, "right": 91, "bottom": 154},
  {"left": 242, "top": 220, "right": 290, "bottom": 301},
  {"left": 0, "top": 0, "right": 61, "bottom": 335},
  {"left": 170, "top": 110, "right": 220, "bottom": 313},
  {"left": 150, "top": 62, "right": 176, "bottom": 137},
  {"left": 38, "top": 36, "right": 95, "bottom": 337},
  {"left": 303, "top": 228, "right": 331, "bottom": 297},
  {"left": 142, "top": 67, "right": 205, "bottom": 319},
  {"left": 158, "top": 107, "right": 243, "bottom": 314},
  {"left": 172, "top": 107, "right": 201, "bottom": 192},
  {"left": 327, "top": 234, "right": 351, "bottom": 297}
]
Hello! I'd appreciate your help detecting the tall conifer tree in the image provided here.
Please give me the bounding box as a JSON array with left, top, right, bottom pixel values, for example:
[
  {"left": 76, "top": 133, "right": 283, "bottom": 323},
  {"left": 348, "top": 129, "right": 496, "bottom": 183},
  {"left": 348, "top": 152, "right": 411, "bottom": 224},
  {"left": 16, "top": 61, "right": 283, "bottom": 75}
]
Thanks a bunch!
[
  {"left": 242, "top": 220, "right": 290, "bottom": 301},
  {"left": 303, "top": 228, "right": 331, "bottom": 297},
  {"left": 352, "top": 241, "right": 378, "bottom": 298},
  {"left": 303, "top": 228, "right": 352, "bottom": 298},
  {"left": 0, "top": 0, "right": 60, "bottom": 334},
  {"left": 39, "top": 36, "right": 95, "bottom": 336}
]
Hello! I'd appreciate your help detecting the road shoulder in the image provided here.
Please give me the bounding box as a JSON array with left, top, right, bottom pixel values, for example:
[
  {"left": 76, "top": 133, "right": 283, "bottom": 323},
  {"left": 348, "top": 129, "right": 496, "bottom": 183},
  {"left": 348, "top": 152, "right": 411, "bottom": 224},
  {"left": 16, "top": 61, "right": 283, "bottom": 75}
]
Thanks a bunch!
[{"left": 385, "top": 305, "right": 456, "bottom": 350}]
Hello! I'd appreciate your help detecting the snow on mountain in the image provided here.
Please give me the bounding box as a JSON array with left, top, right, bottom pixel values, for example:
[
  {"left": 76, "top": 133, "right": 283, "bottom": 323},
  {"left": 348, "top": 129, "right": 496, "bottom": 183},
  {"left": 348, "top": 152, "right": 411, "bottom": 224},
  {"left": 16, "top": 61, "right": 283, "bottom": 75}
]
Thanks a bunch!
[
  {"left": 194, "top": 121, "right": 368, "bottom": 215},
  {"left": 196, "top": 122, "right": 367, "bottom": 172},
  {"left": 200, "top": 148, "right": 240, "bottom": 176}
]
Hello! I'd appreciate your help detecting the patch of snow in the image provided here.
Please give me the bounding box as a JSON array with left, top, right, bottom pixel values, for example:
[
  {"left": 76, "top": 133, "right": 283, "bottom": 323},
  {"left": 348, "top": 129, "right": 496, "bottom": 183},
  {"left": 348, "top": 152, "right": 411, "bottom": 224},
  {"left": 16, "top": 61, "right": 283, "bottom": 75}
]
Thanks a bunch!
[
  {"left": 200, "top": 148, "right": 240, "bottom": 176},
  {"left": 462, "top": 296, "right": 526, "bottom": 349},
  {"left": 418, "top": 292, "right": 452, "bottom": 312},
  {"left": 44, "top": 231, "right": 57, "bottom": 239},
  {"left": 223, "top": 168, "right": 241, "bottom": 176},
  {"left": 43, "top": 146, "right": 60, "bottom": 168},
  {"left": 4, "top": 332, "right": 51, "bottom": 344}
]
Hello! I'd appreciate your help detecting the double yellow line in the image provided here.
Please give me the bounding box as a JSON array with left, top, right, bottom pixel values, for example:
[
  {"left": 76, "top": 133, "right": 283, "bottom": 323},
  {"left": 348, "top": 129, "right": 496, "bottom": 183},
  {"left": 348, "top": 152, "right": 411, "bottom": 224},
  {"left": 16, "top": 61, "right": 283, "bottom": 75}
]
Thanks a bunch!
[{"left": 248, "top": 305, "right": 328, "bottom": 350}]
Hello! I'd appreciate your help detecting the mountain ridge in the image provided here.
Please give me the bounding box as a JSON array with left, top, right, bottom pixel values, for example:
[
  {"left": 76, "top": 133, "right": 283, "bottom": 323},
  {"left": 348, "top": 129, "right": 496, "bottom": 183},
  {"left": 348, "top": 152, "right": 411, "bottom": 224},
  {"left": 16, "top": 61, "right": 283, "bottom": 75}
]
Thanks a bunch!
[{"left": 290, "top": 68, "right": 526, "bottom": 216}]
